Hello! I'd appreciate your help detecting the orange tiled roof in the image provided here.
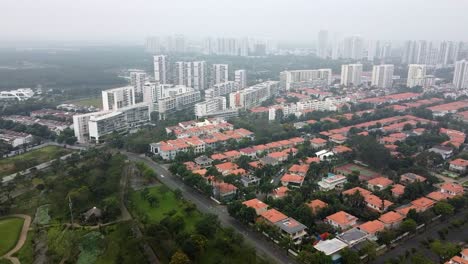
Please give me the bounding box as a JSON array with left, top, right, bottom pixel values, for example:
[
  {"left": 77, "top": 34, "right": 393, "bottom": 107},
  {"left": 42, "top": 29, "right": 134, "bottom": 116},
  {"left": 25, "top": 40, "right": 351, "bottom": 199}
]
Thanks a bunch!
[
  {"left": 311, "top": 138, "right": 327, "bottom": 144},
  {"left": 289, "top": 164, "right": 309, "bottom": 174},
  {"left": 391, "top": 184, "right": 405, "bottom": 196},
  {"left": 440, "top": 183, "right": 464, "bottom": 195},
  {"left": 215, "top": 162, "right": 238, "bottom": 172},
  {"left": 359, "top": 220, "right": 385, "bottom": 234},
  {"left": 426, "top": 191, "right": 450, "bottom": 201},
  {"left": 368, "top": 177, "right": 393, "bottom": 188},
  {"left": 243, "top": 198, "right": 268, "bottom": 210},
  {"left": 326, "top": 211, "right": 358, "bottom": 225},
  {"left": 450, "top": 158, "right": 468, "bottom": 167},
  {"left": 307, "top": 199, "right": 328, "bottom": 211},
  {"left": 379, "top": 211, "right": 404, "bottom": 224},
  {"left": 342, "top": 187, "right": 372, "bottom": 197},
  {"left": 272, "top": 186, "right": 289, "bottom": 198},
  {"left": 365, "top": 194, "right": 393, "bottom": 209},
  {"left": 411, "top": 197, "right": 436, "bottom": 209},
  {"left": 396, "top": 205, "right": 418, "bottom": 216},
  {"left": 281, "top": 173, "right": 305, "bottom": 183},
  {"left": 333, "top": 145, "right": 352, "bottom": 153},
  {"left": 305, "top": 157, "right": 321, "bottom": 164},
  {"left": 260, "top": 209, "right": 288, "bottom": 223}
]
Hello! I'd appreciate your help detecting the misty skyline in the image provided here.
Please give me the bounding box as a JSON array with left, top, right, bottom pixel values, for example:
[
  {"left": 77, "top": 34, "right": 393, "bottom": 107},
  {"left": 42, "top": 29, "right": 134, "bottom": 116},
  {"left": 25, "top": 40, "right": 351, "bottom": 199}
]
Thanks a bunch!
[{"left": 2, "top": 0, "right": 468, "bottom": 45}]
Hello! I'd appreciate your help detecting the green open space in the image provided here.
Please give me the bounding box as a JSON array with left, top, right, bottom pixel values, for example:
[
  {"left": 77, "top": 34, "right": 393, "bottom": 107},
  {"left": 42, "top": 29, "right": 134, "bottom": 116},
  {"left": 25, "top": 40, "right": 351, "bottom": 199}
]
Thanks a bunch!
[
  {"left": 0, "top": 145, "right": 72, "bottom": 177},
  {"left": 0, "top": 217, "right": 24, "bottom": 256},
  {"left": 68, "top": 97, "right": 102, "bottom": 108},
  {"left": 13, "top": 230, "right": 33, "bottom": 264},
  {"left": 335, "top": 163, "right": 381, "bottom": 178}
]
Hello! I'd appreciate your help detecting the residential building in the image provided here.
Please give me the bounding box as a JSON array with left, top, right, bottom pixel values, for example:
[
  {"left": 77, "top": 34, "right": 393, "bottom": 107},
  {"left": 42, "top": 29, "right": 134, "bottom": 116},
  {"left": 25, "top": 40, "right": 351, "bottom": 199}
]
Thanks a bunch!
[
  {"left": 274, "top": 218, "right": 307, "bottom": 244},
  {"left": 367, "top": 177, "right": 393, "bottom": 191},
  {"left": 358, "top": 220, "right": 385, "bottom": 240},
  {"left": 371, "top": 64, "right": 394, "bottom": 88},
  {"left": 243, "top": 198, "right": 268, "bottom": 216},
  {"left": 325, "top": 211, "right": 358, "bottom": 230},
  {"left": 0, "top": 130, "right": 33, "bottom": 148},
  {"left": 337, "top": 228, "right": 369, "bottom": 246},
  {"left": 194, "top": 97, "right": 227, "bottom": 118},
  {"left": 449, "top": 158, "right": 468, "bottom": 173},
  {"left": 229, "top": 81, "right": 279, "bottom": 109},
  {"left": 73, "top": 103, "right": 151, "bottom": 143},
  {"left": 280, "top": 174, "right": 305, "bottom": 188},
  {"left": 259, "top": 209, "right": 288, "bottom": 225},
  {"left": 400, "top": 172, "right": 427, "bottom": 184},
  {"left": 307, "top": 199, "right": 328, "bottom": 214},
  {"left": 205, "top": 81, "right": 239, "bottom": 100},
  {"left": 411, "top": 197, "right": 436, "bottom": 212},
  {"left": 280, "top": 69, "right": 332, "bottom": 90},
  {"left": 364, "top": 194, "right": 393, "bottom": 213},
  {"left": 0, "top": 88, "right": 34, "bottom": 101},
  {"left": 314, "top": 238, "right": 348, "bottom": 257},
  {"left": 407, "top": 64, "right": 426, "bottom": 88},
  {"left": 174, "top": 61, "right": 207, "bottom": 90},
  {"left": 340, "top": 64, "right": 362, "bottom": 86},
  {"left": 153, "top": 55, "right": 168, "bottom": 85},
  {"left": 129, "top": 71, "right": 146, "bottom": 100},
  {"left": 378, "top": 211, "right": 404, "bottom": 229},
  {"left": 154, "top": 85, "right": 201, "bottom": 119},
  {"left": 101, "top": 86, "right": 135, "bottom": 111},
  {"left": 428, "top": 145, "right": 453, "bottom": 159},
  {"left": 391, "top": 184, "right": 405, "bottom": 197},
  {"left": 342, "top": 36, "right": 364, "bottom": 60},
  {"left": 317, "top": 30, "right": 329, "bottom": 58},
  {"left": 318, "top": 173, "right": 347, "bottom": 191},
  {"left": 440, "top": 183, "right": 464, "bottom": 196},
  {"left": 438, "top": 41, "right": 458, "bottom": 66},
  {"left": 453, "top": 60, "right": 468, "bottom": 89},
  {"left": 235, "top": 69, "right": 247, "bottom": 89},
  {"left": 211, "top": 64, "right": 229, "bottom": 85}
]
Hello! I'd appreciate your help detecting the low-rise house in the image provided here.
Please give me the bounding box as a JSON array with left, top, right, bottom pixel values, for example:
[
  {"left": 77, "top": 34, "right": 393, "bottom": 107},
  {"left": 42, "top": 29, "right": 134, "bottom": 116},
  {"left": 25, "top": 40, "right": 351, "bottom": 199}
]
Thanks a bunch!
[
  {"left": 304, "top": 157, "right": 320, "bottom": 164},
  {"left": 318, "top": 173, "right": 347, "bottom": 191},
  {"left": 440, "top": 183, "right": 464, "bottom": 196},
  {"left": 224, "top": 150, "right": 241, "bottom": 161},
  {"left": 332, "top": 145, "right": 352, "bottom": 154},
  {"left": 445, "top": 248, "right": 468, "bottom": 264},
  {"left": 270, "top": 186, "right": 289, "bottom": 199},
  {"left": 243, "top": 198, "right": 268, "bottom": 216},
  {"left": 274, "top": 217, "right": 308, "bottom": 244},
  {"left": 342, "top": 187, "right": 372, "bottom": 197},
  {"left": 400, "top": 172, "right": 426, "bottom": 185},
  {"left": 364, "top": 194, "right": 393, "bottom": 213},
  {"left": 310, "top": 138, "right": 327, "bottom": 148},
  {"left": 358, "top": 220, "right": 385, "bottom": 240},
  {"left": 329, "top": 134, "right": 347, "bottom": 144},
  {"left": 194, "top": 155, "right": 213, "bottom": 168},
  {"left": 239, "top": 147, "right": 257, "bottom": 158},
  {"left": 241, "top": 175, "right": 260, "bottom": 187},
  {"left": 267, "top": 151, "right": 289, "bottom": 163},
  {"left": 315, "top": 149, "right": 335, "bottom": 161},
  {"left": 211, "top": 153, "right": 227, "bottom": 161},
  {"left": 259, "top": 209, "right": 288, "bottom": 225},
  {"left": 391, "top": 184, "right": 405, "bottom": 197},
  {"left": 426, "top": 191, "right": 450, "bottom": 201},
  {"left": 280, "top": 173, "right": 305, "bottom": 188},
  {"left": 325, "top": 211, "right": 358, "bottom": 230},
  {"left": 395, "top": 204, "right": 418, "bottom": 216},
  {"left": 337, "top": 228, "right": 369, "bottom": 246},
  {"left": 449, "top": 158, "right": 468, "bottom": 173},
  {"left": 367, "top": 177, "right": 393, "bottom": 191},
  {"left": 314, "top": 238, "right": 348, "bottom": 258},
  {"left": 215, "top": 162, "right": 239, "bottom": 176},
  {"left": 428, "top": 145, "right": 453, "bottom": 160},
  {"left": 0, "top": 130, "right": 33, "bottom": 148},
  {"left": 212, "top": 182, "right": 237, "bottom": 201},
  {"left": 411, "top": 197, "right": 436, "bottom": 212},
  {"left": 307, "top": 199, "right": 328, "bottom": 214},
  {"left": 378, "top": 211, "right": 405, "bottom": 229},
  {"left": 288, "top": 164, "right": 309, "bottom": 176},
  {"left": 260, "top": 156, "right": 280, "bottom": 166}
]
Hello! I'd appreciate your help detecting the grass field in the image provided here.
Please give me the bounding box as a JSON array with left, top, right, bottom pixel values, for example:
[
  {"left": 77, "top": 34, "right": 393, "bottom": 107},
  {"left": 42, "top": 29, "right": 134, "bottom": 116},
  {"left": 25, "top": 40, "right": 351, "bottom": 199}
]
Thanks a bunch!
[
  {"left": 13, "top": 230, "right": 33, "bottom": 264},
  {"left": 0, "top": 217, "right": 24, "bottom": 256},
  {"left": 69, "top": 97, "right": 102, "bottom": 108},
  {"left": 0, "top": 146, "right": 72, "bottom": 177},
  {"left": 130, "top": 185, "right": 202, "bottom": 231},
  {"left": 335, "top": 163, "right": 381, "bottom": 180}
]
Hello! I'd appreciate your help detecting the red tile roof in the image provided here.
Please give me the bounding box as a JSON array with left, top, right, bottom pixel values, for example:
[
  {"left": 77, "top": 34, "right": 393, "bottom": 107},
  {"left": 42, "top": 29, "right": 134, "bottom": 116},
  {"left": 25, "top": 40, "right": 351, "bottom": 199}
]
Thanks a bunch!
[
  {"left": 243, "top": 198, "right": 268, "bottom": 210},
  {"left": 342, "top": 187, "right": 372, "bottom": 197},
  {"left": 359, "top": 220, "right": 385, "bottom": 234},
  {"left": 326, "top": 211, "right": 358, "bottom": 226},
  {"left": 368, "top": 177, "right": 393, "bottom": 188},
  {"left": 379, "top": 211, "right": 404, "bottom": 224},
  {"left": 260, "top": 209, "right": 288, "bottom": 223}
]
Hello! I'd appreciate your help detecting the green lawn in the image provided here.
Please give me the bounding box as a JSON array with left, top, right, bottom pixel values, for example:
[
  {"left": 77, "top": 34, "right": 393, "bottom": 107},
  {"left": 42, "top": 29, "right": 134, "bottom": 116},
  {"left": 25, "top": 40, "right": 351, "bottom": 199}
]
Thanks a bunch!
[
  {"left": 0, "top": 217, "right": 24, "bottom": 256},
  {"left": 69, "top": 97, "right": 102, "bottom": 108},
  {"left": 14, "top": 230, "right": 33, "bottom": 264},
  {"left": 129, "top": 185, "right": 202, "bottom": 231},
  {"left": 0, "top": 145, "right": 72, "bottom": 177}
]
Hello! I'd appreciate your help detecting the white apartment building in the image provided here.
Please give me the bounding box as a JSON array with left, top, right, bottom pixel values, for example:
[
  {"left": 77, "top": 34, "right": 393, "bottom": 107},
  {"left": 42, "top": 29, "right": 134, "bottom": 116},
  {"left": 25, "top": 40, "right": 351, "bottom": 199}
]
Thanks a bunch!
[
  {"left": 453, "top": 60, "right": 468, "bottom": 89},
  {"left": 73, "top": 103, "right": 151, "bottom": 143},
  {"left": 407, "top": 64, "right": 427, "bottom": 88},
  {"left": 153, "top": 55, "right": 168, "bottom": 84},
  {"left": 317, "top": 30, "right": 329, "bottom": 59},
  {"left": 438, "top": 41, "right": 458, "bottom": 66},
  {"left": 341, "top": 64, "right": 363, "bottom": 86},
  {"left": 194, "top": 97, "right": 227, "bottom": 118},
  {"left": 318, "top": 173, "right": 347, "bottom": 191},
  {"left": 0, "top": 88, "right": 34, "bottom": 101},
  {"left": 229, "top": 81, "right": 279, "bottom": 109},
  {"left": 130, "top": 71, "right": 146, "bottom": 94},
  {"left": 211, "top": 64, "right": 229, "bottom": 85},
  {"left": 235, "top": 69, "right": 247, "bottom": 89},
  {"left": 154, "top": 85, "right": 201, "bottom": 119},
  {"left": 371, "top": 64, "right": 394, "bottom": 88},
  {"left": 101, "top": 86, "right": 135, "bottom": 111},
  {"left": 174, "top": 61, "right": 207, "bottom": 91},
  {"left": 280, "top": 69, "right": 332, "bottom": 91},
  {"left": 342, "top": 36, "right": 364, "bottom": 60},
  {"left": 205, "top": 81, "right": 239, "bottom": 100}
]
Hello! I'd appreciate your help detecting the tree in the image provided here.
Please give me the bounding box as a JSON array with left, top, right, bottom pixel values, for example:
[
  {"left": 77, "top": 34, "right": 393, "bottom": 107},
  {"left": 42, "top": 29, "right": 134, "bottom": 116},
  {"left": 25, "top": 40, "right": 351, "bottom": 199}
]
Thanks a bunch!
[
  {"left": 433, "top": 201, "right": 454, "bottom": 217},
  {"left": 195, "top": 214, "right": 219, "bottom": 238},
  {"left": 359, "top": 241, "right": 377, "bottom": 261},
  {"left": 169, "top": 251, "right": 190, "bottom": 264},
  {"left": 297, "top": 250, "right": 332, "bottom": 264},
  {"left": 400, "top": 219, "right": 417, "bottom": 233},
  {"left": 411, "top": 252, "right": 434, "bottom": 264},
  {"left": 341, "top": 248, "right": 360, "bottom": 264},
  {"left": 430, "top": 240, "right": 460, "bottom": 262}
]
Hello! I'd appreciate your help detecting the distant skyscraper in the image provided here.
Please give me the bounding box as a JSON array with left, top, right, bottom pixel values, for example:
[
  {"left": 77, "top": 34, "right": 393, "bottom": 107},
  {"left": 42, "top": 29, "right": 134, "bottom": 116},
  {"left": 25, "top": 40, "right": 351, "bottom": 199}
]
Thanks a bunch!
[
  {"left": 453, "top": 60, "right": 468, "bottom": 89},
  {"left": 130, "top": 71, "right": 146, "bottom": 102},
  {"left": 153, "top": 55, "right": 168, "bottom": 85},
  {"left": 235, "top": 69, "right": 247, "bottom": 89},
  {"left": 438, "top": 41, "right": 457, "bottom": 66},
  {"left": 211, "top": 64, "right": 229, "bottom": 86},
  {"left": 371, "top": 64, "right": 394, "bottom": 88},
  {"left": 102, "top": 86, "right": 136, "bottom": 111},
  {"left": 407, "top": 64, "right": 427, "bottom": 88},
  {"left": 342, "top": 36, "right": 364, "bottom": 60},
  {"left": 317, "top": 30, "right": 329, "bottom": 59},
  {"left": 340, "top": 64, "right": 363, "bottom": 86},
  {"left": 145, "top": 37, "right": 162, "bottom": 54},
  {"left": 192, "top": 61, "right": 207, "bottom": 91}
]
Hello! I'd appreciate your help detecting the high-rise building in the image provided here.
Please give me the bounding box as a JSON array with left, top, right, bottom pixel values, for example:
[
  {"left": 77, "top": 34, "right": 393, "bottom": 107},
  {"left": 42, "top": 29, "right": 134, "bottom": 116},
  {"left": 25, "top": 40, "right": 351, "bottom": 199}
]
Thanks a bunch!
[
  {"left": 153, "top": 55, "right": 168, "bottom": 85},
  {"left": 130, "top": 71, "right": 146, "bottom": 102},
  {"left": 403, "top": 40, "right": 434, "bottom": 65},
  {"left": 342, "top": 36, "right": 364, "bottom": 60},
  {"left": 371, "top": 64, "right": 394, "bottom": 88},
  {"left": 194, "top": 97, "right": 227, "bottom": 118},
  {"left": 407, "top": 64, "right": 427, "bottom": 88},
  {"left": 317, "top": 30, "right": 328, "bottom": 59},
  {"left": 229, "top": 81, "right": 279, "bottom": 109},
  {"left": 453, "top": 60, "right": 468, "bottom": 89},
  {"left": 205, "top": 81, "right": 239, "bottom": 100},
  {"left": 154, "top": 85, "right": 201, "bottom": 119},
  {"left": 235, "top": 69, "right": 247, "bottom": 89},
  {"left": 145, "top": 37, "right": 162, "bottom": 54},
  {"left": 211, "top": 64, "right": 229, "bottom": 86},
  {"left": 438, "top": 41, "right": 457, "bottom": 66},
  {"left": 101, "top": 86, "right": 135, "bottom": 111},
  {"left": 340, "top": 64, "right": 363, "bottom": 86},
  {"left": 280, "top": 69, "right": 332, "bottom": 91}
]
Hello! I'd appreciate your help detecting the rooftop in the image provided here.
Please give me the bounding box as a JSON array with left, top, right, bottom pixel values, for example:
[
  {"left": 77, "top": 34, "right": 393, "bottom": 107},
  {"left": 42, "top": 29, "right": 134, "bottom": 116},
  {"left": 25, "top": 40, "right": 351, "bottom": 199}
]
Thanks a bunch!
[
  {"left": 379, "top": 211, "right": 404, "bottom": 224},
  {"left": 359, "top": 220, "right": 385, "bottom": 234},
  {"left": 260, "top": 209, "right": 288, "bottom": 224},
  {"left": 326, "top": 211, "right": 358, "bottom": 225}
]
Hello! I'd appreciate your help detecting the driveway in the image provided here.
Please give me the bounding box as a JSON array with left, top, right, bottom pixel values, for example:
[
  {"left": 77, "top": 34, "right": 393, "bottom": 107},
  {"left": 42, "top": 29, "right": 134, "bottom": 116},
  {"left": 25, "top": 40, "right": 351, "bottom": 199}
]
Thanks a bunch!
[{"left": 124, "top": 152, "right": 297, "bottom": 264}]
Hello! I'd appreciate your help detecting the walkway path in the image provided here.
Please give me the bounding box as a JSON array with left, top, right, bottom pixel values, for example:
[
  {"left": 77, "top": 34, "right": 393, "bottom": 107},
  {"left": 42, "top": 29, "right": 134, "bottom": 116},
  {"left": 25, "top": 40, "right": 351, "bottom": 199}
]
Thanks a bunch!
[{"left": 1, "top": 214, "right": 32, "bottom": 264}]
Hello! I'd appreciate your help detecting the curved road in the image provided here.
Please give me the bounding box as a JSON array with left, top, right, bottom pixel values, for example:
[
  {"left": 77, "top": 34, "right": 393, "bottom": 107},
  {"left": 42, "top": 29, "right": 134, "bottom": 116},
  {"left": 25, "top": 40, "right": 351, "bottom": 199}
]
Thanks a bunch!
[
  {"left": 1, "top": 214, "right": 32, "bottom": 264},
  {"left": 124, "top": 152, "right": 296, "bottom": 264}
]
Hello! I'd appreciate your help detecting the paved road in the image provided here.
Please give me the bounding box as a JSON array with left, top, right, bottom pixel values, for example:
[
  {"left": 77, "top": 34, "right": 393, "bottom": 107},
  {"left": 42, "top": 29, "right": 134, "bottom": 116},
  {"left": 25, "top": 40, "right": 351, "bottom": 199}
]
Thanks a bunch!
[
  {"left": 1, "top": 214, "right": 32, "bottom": 264},
  {"left": 124, "top": 152, "right": 296, "bottom": 264}
]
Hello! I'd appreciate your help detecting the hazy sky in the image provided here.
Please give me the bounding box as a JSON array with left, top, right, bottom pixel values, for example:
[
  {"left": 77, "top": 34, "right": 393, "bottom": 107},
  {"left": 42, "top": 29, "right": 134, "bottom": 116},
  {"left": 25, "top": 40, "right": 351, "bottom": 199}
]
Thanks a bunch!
[{"left": 2, "top": 0, "right": 467, "bottom": 44}]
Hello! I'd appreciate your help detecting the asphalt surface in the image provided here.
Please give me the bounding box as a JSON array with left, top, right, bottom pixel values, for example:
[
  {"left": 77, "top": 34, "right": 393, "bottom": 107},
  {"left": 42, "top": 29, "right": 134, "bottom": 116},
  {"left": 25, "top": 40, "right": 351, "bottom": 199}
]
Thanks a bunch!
[{"left": 124, "top": 152, "right": 296, "bottom": 264}]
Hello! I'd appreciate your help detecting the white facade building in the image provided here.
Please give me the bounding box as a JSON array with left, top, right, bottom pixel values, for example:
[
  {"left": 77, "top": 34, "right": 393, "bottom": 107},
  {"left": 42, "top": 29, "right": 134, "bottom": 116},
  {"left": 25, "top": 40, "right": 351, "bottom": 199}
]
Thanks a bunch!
[
  {"left": 211, "top": 64, "right": 229, "bottom": 85},
  {"left": 153, "top": 55, "right": 168, "bottom": 84},
  {"left": 174, "top": 61, "right": 207, "bottom": 90},
  {"left": 342, "top": 36, "right": 364, "bottom": 60},
  {"left": 0, "top": 88, "right": 34, "bottom": 101},
  {"left": 407, "top": 64, "right": 427, "bottom": 88},
  {"left": 453, "top": 60, "right": 468, "bottom": 89},
  {"left": 371, "top": 64, "right": 394, "bottom": 88},
  {"left": 194, "top": 97, "right": 227, "bottom": 118},
  {"left": 204, "top": 81, "right": 239, "bottom": 100},
  {"left": 317, "top": 30, "right": 329, "bottom": 59},
  {"left": 280, "top": 69, "right": 332, "bottom": 91},
  {"left": 235, "top": 69, "right": 247, "bottom": 89},
  {"left": 154, "top": 85, "right": 201, "bottom": 119},
  {"left": 229, "top": 81, "right": 279, "bottom": 109},
  {"left": 101, "top": 86, "right": 135, "bottom": 111},
  {"left": 341, "top": 64, "right": 363, "bottom": 86}
]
